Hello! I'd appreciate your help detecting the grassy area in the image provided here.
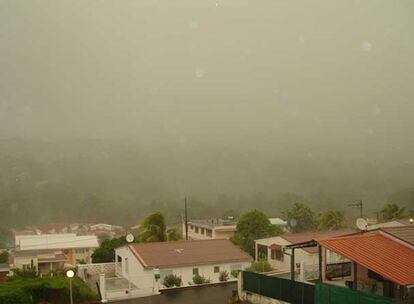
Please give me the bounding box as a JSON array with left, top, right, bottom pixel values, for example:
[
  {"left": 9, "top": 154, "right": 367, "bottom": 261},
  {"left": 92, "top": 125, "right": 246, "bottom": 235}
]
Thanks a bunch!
[{"left": 0, "top": 276, "right": 99, "bottom": 304}]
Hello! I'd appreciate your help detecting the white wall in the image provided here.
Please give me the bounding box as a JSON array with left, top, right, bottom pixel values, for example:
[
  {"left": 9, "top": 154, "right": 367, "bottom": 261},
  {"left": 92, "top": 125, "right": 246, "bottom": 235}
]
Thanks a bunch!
[
  {"left": 255, "top": 237, "right": 318, "bottom": 274},
  {"left": 115, "top": 246, "right": 250, "bottom": 289}
]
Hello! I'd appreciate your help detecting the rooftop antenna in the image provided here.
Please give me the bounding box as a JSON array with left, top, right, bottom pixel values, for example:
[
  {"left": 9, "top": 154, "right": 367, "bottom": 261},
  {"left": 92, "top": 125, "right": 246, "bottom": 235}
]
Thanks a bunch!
[
  {"left": 348, "top": 200, "right": 363, "bottom": 218},
  {"left": 356, "top": 218, "right": 368, "bottom": 231},
  {"left": 184, "top": 197, "right": 189, "bottom": 241}
]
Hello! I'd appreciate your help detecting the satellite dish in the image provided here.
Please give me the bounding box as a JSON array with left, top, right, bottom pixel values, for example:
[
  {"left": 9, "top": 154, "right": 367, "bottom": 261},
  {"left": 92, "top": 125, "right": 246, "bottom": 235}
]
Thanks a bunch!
[
  {"left": 356, "top": 218, "right": 368, "bottom": 231},
  {"left": 126, "top": 233, "right": 134, "bottom": 243}
]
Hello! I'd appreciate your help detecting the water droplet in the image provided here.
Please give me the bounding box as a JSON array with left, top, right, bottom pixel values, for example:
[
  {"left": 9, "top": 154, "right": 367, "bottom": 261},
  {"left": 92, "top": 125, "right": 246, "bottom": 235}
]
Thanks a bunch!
[
  {"left": 360, "top": 40, "right": 373, "bottom": 52},
  {"left": 195, "top": 69, "right": 206, "bottom": 78}
]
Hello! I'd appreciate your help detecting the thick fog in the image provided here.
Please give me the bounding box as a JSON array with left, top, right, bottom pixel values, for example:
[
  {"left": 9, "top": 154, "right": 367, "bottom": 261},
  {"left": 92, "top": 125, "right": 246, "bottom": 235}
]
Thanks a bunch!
[{"left": 0, "top": 0, "right": 413, "bottom": 225}]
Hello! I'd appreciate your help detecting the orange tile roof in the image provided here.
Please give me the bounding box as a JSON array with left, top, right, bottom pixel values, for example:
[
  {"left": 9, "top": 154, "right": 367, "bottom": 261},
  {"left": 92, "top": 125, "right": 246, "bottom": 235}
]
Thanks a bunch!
[
  {"left": 128, "top": 239, "right": 252, "bottom": 269},
  {"left": 318, "top": 233, "right": 414, "bottom": 286}
]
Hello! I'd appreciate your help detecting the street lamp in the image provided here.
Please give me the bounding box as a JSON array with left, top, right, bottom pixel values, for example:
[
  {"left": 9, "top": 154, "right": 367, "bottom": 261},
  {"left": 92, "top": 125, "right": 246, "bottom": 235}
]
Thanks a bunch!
[{"left": 66, "top": 270, "right": 75, "bottom": 304}]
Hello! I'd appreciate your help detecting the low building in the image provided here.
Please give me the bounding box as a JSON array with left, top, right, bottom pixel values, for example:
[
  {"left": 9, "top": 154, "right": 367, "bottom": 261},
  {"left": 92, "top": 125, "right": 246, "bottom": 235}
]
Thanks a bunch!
[
  {"left": 183, "top": 219, "right": 237, "bottom": 240},
  {"left": 115, "top": 239, "right": 252, "bottom": 290},
  {"left": 11, "top": 233, "right": 99, "bottom": 275},
  {"left": 254, "top": 229, "right": 353, "bottom": 279},
  {"left": 284, "top": 226, "right": 414, "bottom": 302}
]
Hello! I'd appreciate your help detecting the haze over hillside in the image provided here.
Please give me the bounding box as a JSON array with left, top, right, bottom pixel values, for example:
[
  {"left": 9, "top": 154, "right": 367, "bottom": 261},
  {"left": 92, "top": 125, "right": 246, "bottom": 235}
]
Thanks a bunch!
[{"left": 0, "top": 0, "right": 413, "bottom": 226}]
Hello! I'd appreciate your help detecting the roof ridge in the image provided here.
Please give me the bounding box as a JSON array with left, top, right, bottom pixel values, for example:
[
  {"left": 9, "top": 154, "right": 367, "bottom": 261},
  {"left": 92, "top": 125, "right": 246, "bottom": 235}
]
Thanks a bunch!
[{"left": 129, "top": 238, "right": 230, "bottom": 246}]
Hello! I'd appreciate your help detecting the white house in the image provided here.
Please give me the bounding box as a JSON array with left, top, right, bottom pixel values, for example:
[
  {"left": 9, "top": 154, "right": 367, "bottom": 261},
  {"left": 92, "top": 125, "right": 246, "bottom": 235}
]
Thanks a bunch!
[
  {"left": 115, "top": 239, "right": 252, "bottom": 290},
  {"left": 183, "top": 219, "right": 237, "bottom": 240},
  {"left": 255, "top": 229, "right": 353, "bottom": 279},
  {"left": 12, "top": 233, "right": 99, "bottom": 275}
]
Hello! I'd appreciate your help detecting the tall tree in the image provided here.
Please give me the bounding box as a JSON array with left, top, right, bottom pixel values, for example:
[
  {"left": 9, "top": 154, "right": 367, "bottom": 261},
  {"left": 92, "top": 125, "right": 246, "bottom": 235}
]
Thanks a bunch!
[
  {"left": 318, "top": 210, "right": 346, "bottom": 230},
  {"left": 91, "top": 237, "right": 128, "bottom": 263},
  {"left": 380, "top": 203, "right": 406, "bottom": 221},
  {"left": 231, "top": 210, "right": 282, "bottom": 257},
  {"left": 284, "top": 203, "right": 317, "bottom": 233},
  {"left": 139, "top": 211, "right": 179, "bottom": 242}
]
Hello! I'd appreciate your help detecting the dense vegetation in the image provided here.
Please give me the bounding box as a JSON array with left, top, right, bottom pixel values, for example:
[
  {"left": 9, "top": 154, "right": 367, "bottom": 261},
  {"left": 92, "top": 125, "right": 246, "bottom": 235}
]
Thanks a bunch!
[
  {"left": 0, "top": 139, "right": 413, "bottom": 230},
  {"left": 0, "top": 276, "right": 98, "bottom": 304}
]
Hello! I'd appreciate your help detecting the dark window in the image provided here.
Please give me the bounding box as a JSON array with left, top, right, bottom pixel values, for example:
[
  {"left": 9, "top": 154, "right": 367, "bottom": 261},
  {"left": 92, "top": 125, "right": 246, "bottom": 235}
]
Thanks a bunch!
[
  {"left": 117, "top": 256, "right": 122, "bottom": 263},
  {"left": 368, "top": 269, "right": 383, "bottom": 281},
  {"left": 201, "top": 228, "right": 205, "bottom": 234},
  {"left": 257, "top": 244, "right": 268, "bottom": 260},
  {"left": 195, "top": 227, "right": 199, "bottom": 233},
  {"left": 214, "top": 266, "right": 220, "bottom": 273},
  {"left": 271, "top": 249, "right": 284, "bottom": 261},
  {"left": 193, "top": 268, "right": 199, "bottom": 275},
  {"left": 206, "top": 229, "right": 212, "bottom": 237}
]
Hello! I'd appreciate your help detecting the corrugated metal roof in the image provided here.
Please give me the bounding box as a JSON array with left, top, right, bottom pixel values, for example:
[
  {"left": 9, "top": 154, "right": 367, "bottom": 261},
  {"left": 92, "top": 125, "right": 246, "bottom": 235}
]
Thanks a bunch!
[
  {"left": 127, "top": 239, "right": 252, "bottom": 268},
  {"left": 318, "top": 233, "right": 414, "bottom": 286},
  {"left": 380, "top": 226, "right": 414, "bottom": 245}
]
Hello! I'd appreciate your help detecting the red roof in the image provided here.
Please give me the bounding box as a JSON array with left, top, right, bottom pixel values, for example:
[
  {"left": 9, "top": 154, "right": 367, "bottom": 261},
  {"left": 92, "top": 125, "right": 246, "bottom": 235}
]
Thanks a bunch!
[
  {"left": 269, "top": 244, "right": 282, "bottom": 250},
  {"left": 127, "top": 239, "right": 252, "bottom": 268},
  {"left": 318, "top": 233, "right": 414, "bottom": 286}
]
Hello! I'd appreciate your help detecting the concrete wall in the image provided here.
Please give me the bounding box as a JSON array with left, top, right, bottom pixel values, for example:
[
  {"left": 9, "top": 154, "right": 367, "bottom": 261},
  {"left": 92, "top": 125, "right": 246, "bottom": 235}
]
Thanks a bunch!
[{"left": 107, "top": 281, "right": 237, "bottom": 304}]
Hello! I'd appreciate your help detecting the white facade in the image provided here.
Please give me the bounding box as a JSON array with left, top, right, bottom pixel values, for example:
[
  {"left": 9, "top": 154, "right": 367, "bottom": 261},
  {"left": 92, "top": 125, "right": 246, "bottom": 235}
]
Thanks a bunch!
[
  {"left": 115, "top": 246, "right": 250, "bottom": 290},
  {"left": 183, "top": 221, "right": 237, "bottom": 240},
  {"left": 255, "top": 236, "right": 347, "bottom": 280}
]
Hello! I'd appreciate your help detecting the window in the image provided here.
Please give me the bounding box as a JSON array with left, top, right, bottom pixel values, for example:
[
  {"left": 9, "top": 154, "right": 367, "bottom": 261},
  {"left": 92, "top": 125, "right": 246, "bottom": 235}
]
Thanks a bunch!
[
  {"left": 195, "top": 227, "right": 199, "bottom": 233},
  {"left": 214, "top": 266, "right": 220, "bottom": 273},
  {"left": 257, "top": 244, "right": 268, "bottom": 260},
  {"left": 117, "top": 255, "right": 122, "bottom": 263},
  {"left": 271, "top": 249, "right": 284, "bottom": 261},
  {"left": 230, "top": 264, "right": 242, "bottom": 272},
  {"left": 200, "top": 228, "right": 205, "bottom": 234},
  {"left": 193, "top": 268, "right": 199, "bottom": 276},
  {"left": 206, "top": 229, "right": 212, "bottom": 237}
]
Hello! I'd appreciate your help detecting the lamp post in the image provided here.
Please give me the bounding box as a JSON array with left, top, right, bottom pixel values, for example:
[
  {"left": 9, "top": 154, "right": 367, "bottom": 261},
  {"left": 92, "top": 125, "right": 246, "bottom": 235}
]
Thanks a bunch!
[{"left": 66, "top": 270, "right": 74, "bottom": 304}]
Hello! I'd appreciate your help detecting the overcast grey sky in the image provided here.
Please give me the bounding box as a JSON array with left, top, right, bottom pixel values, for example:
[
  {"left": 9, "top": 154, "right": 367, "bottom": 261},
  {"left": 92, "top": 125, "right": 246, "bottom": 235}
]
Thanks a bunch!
[{"left": 1, "top": 0, "right": 413, "bottom": 160}]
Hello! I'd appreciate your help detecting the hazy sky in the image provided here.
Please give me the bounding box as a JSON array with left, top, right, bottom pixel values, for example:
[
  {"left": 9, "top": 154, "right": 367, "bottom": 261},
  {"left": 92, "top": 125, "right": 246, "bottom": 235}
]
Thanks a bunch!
[{"left": 1, "top": 0, "right": 413, "bottom": 159}]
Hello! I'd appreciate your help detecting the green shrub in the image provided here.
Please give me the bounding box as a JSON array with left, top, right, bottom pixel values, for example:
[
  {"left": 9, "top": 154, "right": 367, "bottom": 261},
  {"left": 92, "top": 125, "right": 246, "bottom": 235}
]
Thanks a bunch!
[
  {"left": 245, "top": 260, "right": 273, "bottom": 273},
  {"left": 231, "top": 270, "right": 241, "bottom": 278},
  {"left": 219, "top": 270, "right": 229, "bottom": 282},
  {"left": 193, "top": 274, "right": 211, "bottom": 285},
  {"left": 162, "top": 274, "right": 182, "bottom": 288},
  {"left": 0, "top": 276, "right": 98, "bottom": 304}
]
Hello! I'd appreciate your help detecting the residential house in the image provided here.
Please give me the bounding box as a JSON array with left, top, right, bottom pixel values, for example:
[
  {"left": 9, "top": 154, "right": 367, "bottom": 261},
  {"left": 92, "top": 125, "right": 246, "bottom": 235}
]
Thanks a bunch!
[
  {"left": 254, "top": 229, "right": 354, "bottom": 278},
  {"left": 11, "top": 233, "right": 99, "bottom": 275},
  {"left": 183, "top": 219, "right": 237, "bottom": 240},
  {"left": 114, "top": 239, "right": 252, "bottom": 290},
  {"left": 285, "top": 226, "right": 414, "bottom": 301},
  {"left": 317, "top": 227, "right": 414, "bottom": 301}
]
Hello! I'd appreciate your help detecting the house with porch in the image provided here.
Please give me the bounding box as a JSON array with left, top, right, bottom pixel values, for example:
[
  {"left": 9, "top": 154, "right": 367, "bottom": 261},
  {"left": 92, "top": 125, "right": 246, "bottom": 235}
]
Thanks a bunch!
[
  {"left": 254, "top": 229, "right": 353, "bottom": 279},
  {"left": 11, "top": 233, "right": 98, "bottom": 276},
  {"left": 286, "top": 226, "right": 414, "bottom": 302},
  {"left": 115, "top": 239, "right": 252, "bottom": 291}
]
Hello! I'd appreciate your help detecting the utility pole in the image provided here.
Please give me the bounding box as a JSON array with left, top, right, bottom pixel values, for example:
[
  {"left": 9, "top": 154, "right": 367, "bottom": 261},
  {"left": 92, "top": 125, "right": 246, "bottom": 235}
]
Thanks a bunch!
[
  {"left": 184, "top": 197, "right": 189, "bottom": 240},
  {"left": 349, "top": 200, "right": 363, "bottom": 218}
]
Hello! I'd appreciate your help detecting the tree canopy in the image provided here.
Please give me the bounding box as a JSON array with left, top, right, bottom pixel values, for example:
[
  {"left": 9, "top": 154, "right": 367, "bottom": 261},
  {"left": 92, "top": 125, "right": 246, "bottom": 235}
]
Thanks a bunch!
[
  {"left": 284, "top": 203, "right": 317, "bottom": 233},
  {"left": 380, "top": 203, "right": 406, "bottom": 221},
  {"left": 318, "top": 210, "right": 346, "bottom": 230},
  {"left": 231, "top": 210, "right": 282, "bottom": 257},
  {"left": 91, "top": 237, "right": 128, "bottom": 263}
]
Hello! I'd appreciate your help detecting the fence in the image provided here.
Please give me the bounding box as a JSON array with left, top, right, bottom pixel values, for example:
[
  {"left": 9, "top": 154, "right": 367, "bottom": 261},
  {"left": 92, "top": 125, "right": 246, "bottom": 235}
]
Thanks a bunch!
[
  {"left": 325, "top": 262, "right": 351, "bottom": 279},
  {"left": 77, "top": 262, "right": 116, "bottom": 280},
  {"left": 243, "top": 271, "right": 315, "bottom": 304},
  {"left": 315, "top": 283, "right": 393, "bottom": 304}
]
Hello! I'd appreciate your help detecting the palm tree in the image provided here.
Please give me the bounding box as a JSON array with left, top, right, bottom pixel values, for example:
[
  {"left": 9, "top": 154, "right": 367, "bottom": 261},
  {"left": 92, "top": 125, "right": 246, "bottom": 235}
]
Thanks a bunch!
[
  {"left": 380, "top": 203, "right": 406, "bottom": 221},
  {"left": 318, "top": 210, "right": 346, "bottom": 230},
  {"left": 139, "top": 212, "right": 167, "bottom": 242},
  {"left": 139, "top": 212, "right": 182, "bottom": 242}
]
